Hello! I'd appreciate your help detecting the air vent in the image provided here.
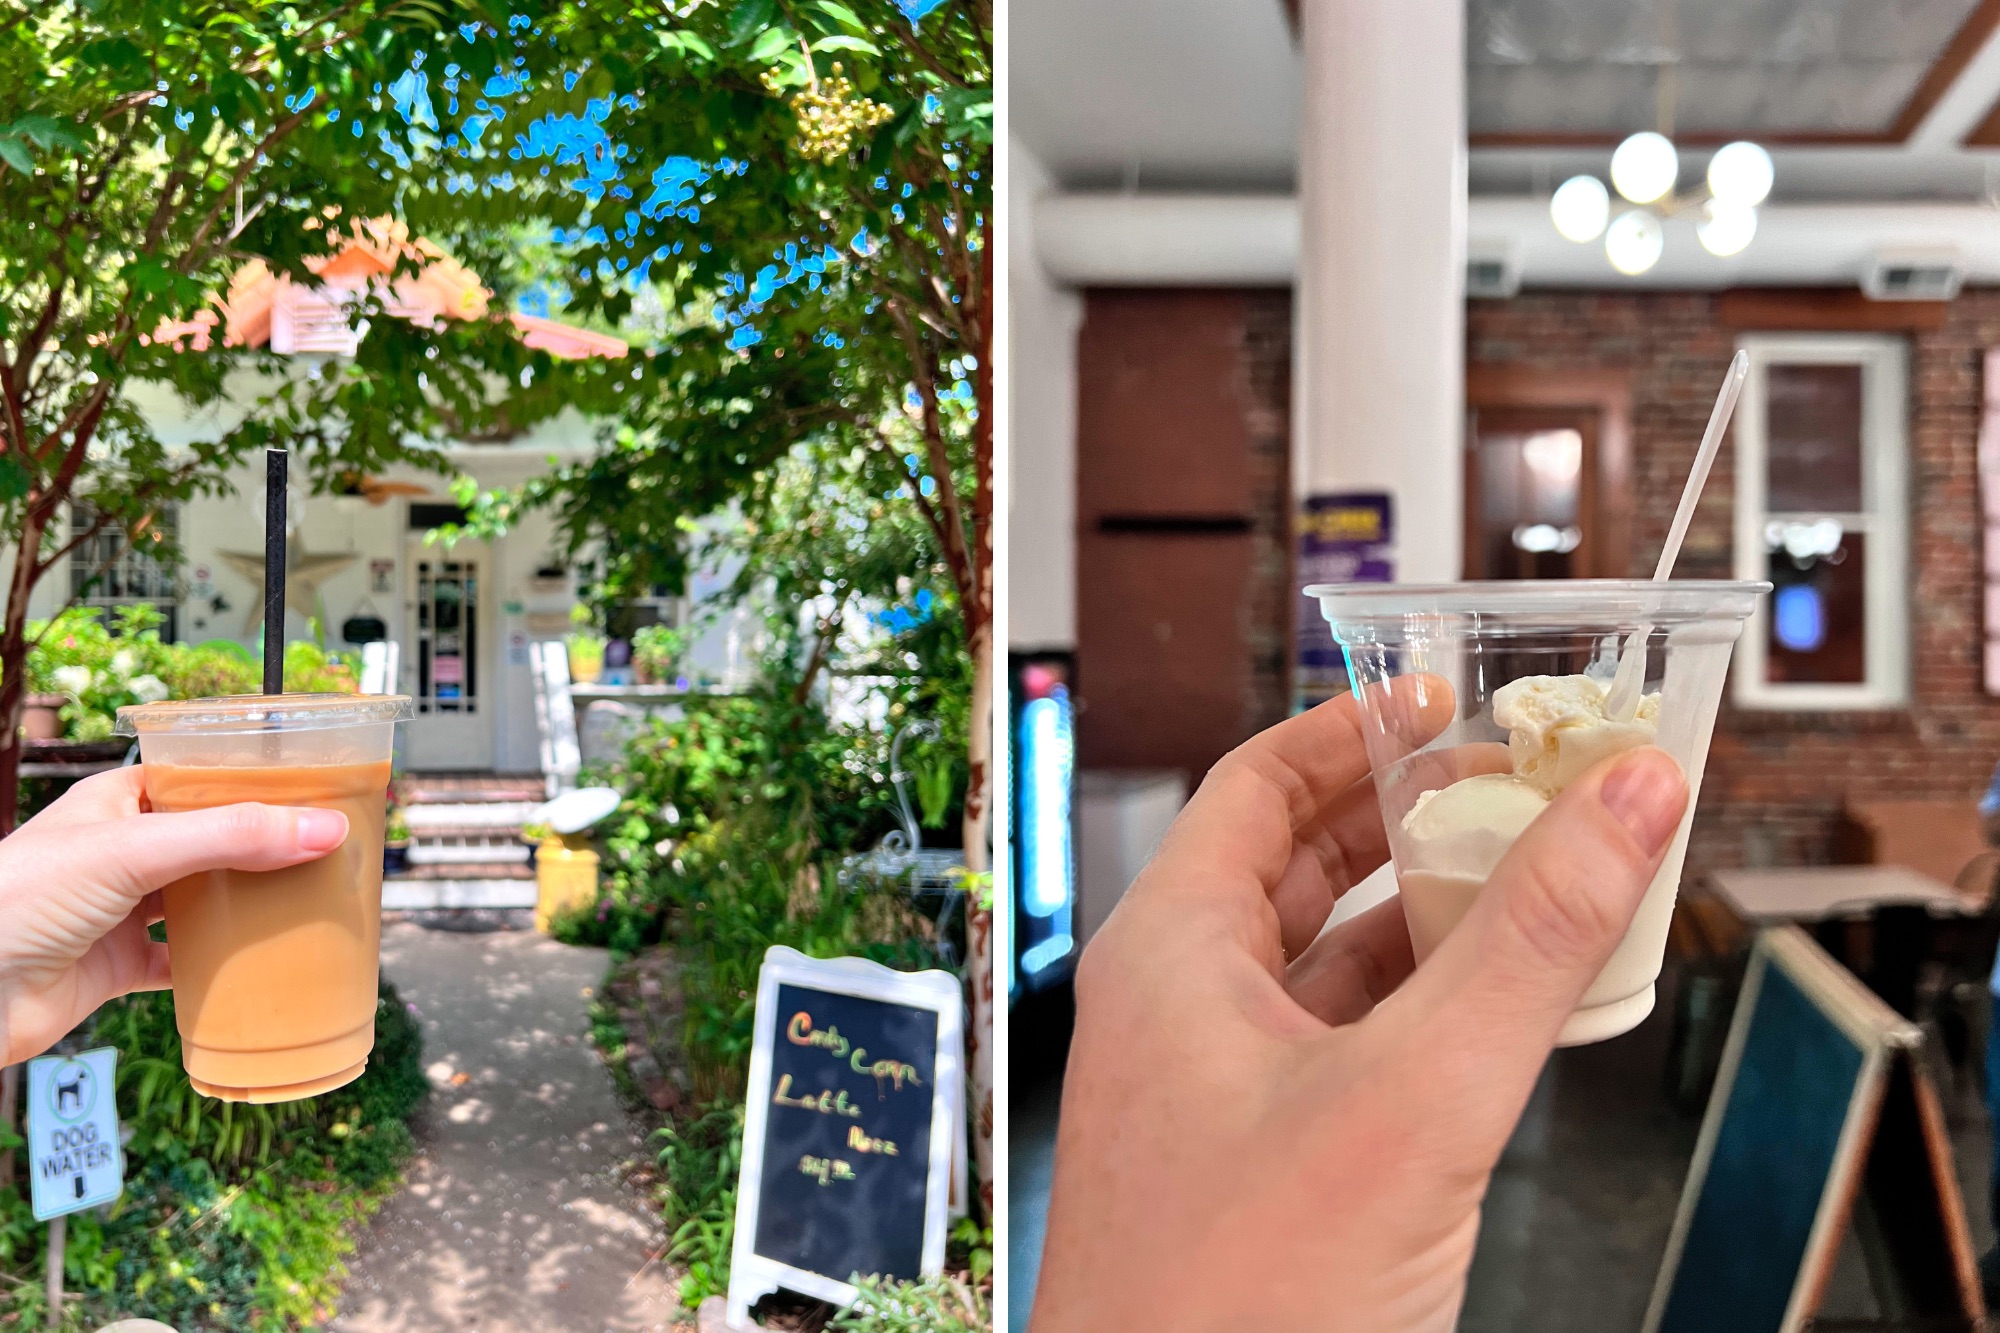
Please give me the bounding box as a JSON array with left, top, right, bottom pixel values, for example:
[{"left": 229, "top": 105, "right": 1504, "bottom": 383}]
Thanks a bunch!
[
  {"left": 1861, "top": 249, "right": 1963, "bottom": 302},
  {"left": 1466, "top": 238, "right": 1523, "bottom": 298}
]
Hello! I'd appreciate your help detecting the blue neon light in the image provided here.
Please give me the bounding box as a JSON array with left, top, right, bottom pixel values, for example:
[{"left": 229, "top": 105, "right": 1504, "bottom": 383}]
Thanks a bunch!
[
  {"left": 1775, "top": 584, "right": 1826, "bottom": 652},
  {"left": 1018, "top": 689, "right": 1074, "bottom": 919}
]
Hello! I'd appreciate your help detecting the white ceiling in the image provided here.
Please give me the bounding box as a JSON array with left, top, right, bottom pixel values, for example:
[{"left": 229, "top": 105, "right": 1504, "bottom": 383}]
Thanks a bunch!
[
  {"left": 1009, "top": 0, "right": 1301, "bottom": 190},
  {"left": 1469, "top": 0, "right": 1980, "bottom": 137},
  {"left": 1013, "top": 0, "right": 2000, "bottom": 202}
]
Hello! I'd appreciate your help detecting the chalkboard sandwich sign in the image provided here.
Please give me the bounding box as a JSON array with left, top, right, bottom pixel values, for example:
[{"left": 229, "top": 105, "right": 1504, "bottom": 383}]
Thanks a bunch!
[
  {"left": 1644, "top": 925, "right": 1983, "bottom": 1333},
  {"left": 725, "top": 947, "right": 965, "bottom": 1328}
]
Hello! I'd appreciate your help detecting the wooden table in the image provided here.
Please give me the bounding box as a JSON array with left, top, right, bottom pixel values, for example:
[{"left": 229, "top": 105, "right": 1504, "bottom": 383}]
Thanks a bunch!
[
  {"left": 1704, "top": 865, "right": 1991, "bottom": 1024},
  {"left": 1706, "top": 865, "right": 1983, "bottom": 925}
]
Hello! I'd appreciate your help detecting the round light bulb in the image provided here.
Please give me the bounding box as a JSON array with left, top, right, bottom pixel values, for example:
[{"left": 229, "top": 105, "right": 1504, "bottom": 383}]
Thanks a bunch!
[
  {"left": 1697, "top": 198, "right": 1757, "bottom": 257},
  {"left": 1605, "top": 209, "right": 1664, "bottom": 275},
  {"left": 1610, "top": 130, "right": 1678, "bottom": 204},
  {"left": 1707, "top": 140, "right": 1773, "bottom": 206},
  {"left": 1550, "top": 174, "right": 1611, "bottom": 243}
]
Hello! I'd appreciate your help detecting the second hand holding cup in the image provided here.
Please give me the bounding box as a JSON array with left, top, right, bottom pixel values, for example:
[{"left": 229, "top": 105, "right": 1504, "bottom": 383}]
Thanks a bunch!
[{"left": 1311, "top": 354, "right": 1768, "bottom": 1045}]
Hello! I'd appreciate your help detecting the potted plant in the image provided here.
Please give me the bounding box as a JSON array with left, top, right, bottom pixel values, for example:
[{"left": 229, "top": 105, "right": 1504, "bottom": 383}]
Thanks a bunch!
[
  {"left": 20, "top": 693, "right": 66, "bottom": 740},
  {"left": 384, "top": 804, "right": 412, "bottom": 875},
  {"left": 630, "top": 624, "right": 683, "bottom": 686},
  {"left": 566, "top": 605, "right": 606, "bottom": 684},
  {"left": 519, "top": 819, "right": 552, "bottom": 870}
]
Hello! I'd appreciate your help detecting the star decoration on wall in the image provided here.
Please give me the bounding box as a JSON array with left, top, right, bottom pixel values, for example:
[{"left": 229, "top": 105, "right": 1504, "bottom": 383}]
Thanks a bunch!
[{"left": 219, "top": 534, "right": 361, "bottom": 637}]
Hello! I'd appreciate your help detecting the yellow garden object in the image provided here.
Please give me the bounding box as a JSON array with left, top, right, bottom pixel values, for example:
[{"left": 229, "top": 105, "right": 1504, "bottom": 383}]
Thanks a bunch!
[{"left": 534, "top": 833, "right": 600, "bottom": 934}]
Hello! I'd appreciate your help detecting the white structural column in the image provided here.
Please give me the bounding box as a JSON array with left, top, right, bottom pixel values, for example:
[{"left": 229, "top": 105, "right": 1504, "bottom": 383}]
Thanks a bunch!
[{"left": 1295, "top": 0, "right": 1466, "bottom": 581}]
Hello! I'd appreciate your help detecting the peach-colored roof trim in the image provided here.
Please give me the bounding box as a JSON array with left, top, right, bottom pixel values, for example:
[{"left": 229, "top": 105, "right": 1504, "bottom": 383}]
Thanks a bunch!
[{"left": 144, "top": 217, "right": 626, "bottom": 361}]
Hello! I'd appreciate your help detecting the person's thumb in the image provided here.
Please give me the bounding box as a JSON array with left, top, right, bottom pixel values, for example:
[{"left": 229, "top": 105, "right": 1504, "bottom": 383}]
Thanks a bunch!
[{"left": 1364, "top": 747, "right": 1688, "bottom": 1121}]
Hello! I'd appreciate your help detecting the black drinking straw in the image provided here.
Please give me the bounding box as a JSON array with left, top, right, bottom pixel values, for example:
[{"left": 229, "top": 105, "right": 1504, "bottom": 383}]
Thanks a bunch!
[{"left": 263, "top": 448, "right": 288, "bottom": 696}]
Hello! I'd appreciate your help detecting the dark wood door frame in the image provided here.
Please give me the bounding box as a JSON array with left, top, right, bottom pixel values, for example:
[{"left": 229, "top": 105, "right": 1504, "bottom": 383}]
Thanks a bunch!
[{"left": 1465, "top": 365, "right": 1635, "bottom": 580}]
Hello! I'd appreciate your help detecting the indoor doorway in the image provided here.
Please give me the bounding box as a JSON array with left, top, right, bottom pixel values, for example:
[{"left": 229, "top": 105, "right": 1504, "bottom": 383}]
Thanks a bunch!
[{"left": 1464, "top": 367, "right": 1633, "bottom": 582}]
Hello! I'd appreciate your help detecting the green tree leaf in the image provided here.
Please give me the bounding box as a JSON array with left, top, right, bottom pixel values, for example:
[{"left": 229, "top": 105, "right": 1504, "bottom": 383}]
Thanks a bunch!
[
  {"left": 811, "top": 35, "right": 882, "bottom": 55},
  {"left": 745, "top": 23, "right": 796, "bottom": 62},
  {"left": 726, "top": 0, "right": 780, "bottom": 47}
]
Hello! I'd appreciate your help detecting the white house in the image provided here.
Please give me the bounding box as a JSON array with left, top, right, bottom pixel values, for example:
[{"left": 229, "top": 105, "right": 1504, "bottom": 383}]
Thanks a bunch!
[{"left": 26, "top": 219, "right": 741, "bottom": 774}]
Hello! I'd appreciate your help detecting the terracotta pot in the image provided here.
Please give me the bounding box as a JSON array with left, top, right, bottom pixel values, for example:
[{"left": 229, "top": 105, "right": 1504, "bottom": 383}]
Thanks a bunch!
[{"left": 20, "top": 693, "right": 66, "bottom": 741}]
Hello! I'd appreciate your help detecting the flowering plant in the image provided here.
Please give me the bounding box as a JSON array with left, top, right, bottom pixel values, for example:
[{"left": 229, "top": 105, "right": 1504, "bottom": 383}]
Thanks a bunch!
[{"left": 23, "top": 606, "right": 361, "bottom": 740}]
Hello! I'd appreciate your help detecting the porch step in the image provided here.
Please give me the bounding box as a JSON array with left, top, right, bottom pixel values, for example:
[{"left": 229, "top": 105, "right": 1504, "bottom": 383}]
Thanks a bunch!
[
  {"left": 400, "top": 773, "right": 546, "bottom": 804},
  {"left": 408, "top": 843, "right": 532, "bottom": 867},
  {"left": 389, "top": 860, "right": 534, "bottom": 881},
  {"left": 382, "top": 879, "right": 539, "bottom": 910},
  {"left": 405, "top": 802, "right": 543, "bottom": 830},
  {"left": 386, "top": 772, "right": 547, "bottom": 914}
]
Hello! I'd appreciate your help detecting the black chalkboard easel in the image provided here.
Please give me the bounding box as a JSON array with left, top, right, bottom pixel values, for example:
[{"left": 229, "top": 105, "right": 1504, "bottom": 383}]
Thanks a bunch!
[
  {"left": 1644, "top": 926, "right": 1985, "bottom": 1333},
  {"left": 726, "top": 947, "right": 964, "bottom": 1327}
]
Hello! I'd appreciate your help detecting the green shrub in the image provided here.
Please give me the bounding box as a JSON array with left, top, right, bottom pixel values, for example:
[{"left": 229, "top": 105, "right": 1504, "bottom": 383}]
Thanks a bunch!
[
  {"left": 630, "top": 623, "right": 684, "bottom": 683},
  {"left": 21, "top": 607, "right": 362, "bottom": 742},
  {"left": 829, "top": 1272, "right": 990, "bottom": 1333},
  {"left": 652, "top": 1100, "right": 743, "bottom": 1305},
  {"left": 0, "top": 978, "right": 426, "bottom": 1330}
]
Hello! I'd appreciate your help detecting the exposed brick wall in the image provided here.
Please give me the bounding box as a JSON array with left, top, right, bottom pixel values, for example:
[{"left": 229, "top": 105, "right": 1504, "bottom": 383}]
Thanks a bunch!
[
  {"left": 1073, "top": 289, "right": 1292, "bottom": 784},
  {"left": 1242, "top": 291, "right": 1295, "bottom": 741},
  {"left": 1467, "top": 291, "right": 2000, "bottom": 877}
]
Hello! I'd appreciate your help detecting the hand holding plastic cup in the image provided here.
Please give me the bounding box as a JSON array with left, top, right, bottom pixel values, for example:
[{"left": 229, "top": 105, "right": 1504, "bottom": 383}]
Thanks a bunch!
[
  {"left": 117, "top": 693, "right": 411, "bottom": 1102},
  {"left": 1310, "top": 579, "right": 1766, "bottom": 1045}
]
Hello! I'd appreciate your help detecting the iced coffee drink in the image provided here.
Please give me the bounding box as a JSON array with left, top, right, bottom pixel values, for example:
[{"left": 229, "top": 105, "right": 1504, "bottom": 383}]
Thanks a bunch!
[
  {"left": 1308, "top": 580, "right": 1765, "bottom": 1045},
  {"left": 118, "top": 694, "right": 411, "bottom": 1102}
]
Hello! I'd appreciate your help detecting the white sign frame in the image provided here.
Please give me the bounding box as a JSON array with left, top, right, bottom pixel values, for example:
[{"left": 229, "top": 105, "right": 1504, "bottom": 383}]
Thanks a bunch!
[
  {"left": 726, "top": 947, "right": 963, "bottom": 1328},
  {"left": 26, "top": 1048, "right": 124, "bottom": 1221}
]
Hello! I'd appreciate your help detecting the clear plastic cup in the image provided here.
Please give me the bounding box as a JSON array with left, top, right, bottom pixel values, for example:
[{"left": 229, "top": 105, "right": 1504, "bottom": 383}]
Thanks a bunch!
[
  {"left": 1308, "top": 580, "right": 1767, "bottom": 1045},
  {"left": 116, "top": 694, "right": 412, "bottom": 1102}
]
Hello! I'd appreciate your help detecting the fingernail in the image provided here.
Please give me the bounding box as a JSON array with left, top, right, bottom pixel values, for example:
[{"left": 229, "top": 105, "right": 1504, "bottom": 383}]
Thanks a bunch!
[
  {"left": 1599, "top": 750, "right": 1687, "bottom": 856},
  {"left": 297, "top": 809, "right": 348, "bottom": 853}
]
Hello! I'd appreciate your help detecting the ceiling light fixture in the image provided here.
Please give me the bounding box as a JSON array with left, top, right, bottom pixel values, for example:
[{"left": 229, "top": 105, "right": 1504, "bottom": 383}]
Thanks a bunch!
[
  {"left": 1550, "top": 133, "right": 1773, "bottom": 274},
  {"left": 1550, "top": 175, "right": 1611, "bottom": 244},
  {"left": 1610, "top": 131, "right": 1678, "bottom": 205},
  {"left": 1606, "top": 209, "right": 1665, "bottom": 275}
]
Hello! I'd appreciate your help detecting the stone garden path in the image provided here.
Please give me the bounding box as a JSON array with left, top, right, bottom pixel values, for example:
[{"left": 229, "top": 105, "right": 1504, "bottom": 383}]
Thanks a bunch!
[{"left": 332, "top": 923, "right": 680, "bottom": 1333}]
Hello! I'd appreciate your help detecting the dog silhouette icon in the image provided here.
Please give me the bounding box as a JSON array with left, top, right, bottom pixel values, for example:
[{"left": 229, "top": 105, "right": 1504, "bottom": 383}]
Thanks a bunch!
[{"left": 53, "top": 1069, "right": 87, "bottom": 1114}]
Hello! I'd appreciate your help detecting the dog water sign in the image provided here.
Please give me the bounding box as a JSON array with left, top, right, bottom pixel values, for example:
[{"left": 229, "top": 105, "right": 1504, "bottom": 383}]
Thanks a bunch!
[{"left": 26, "top": 1048, "right": 123, "bottom": 1220}]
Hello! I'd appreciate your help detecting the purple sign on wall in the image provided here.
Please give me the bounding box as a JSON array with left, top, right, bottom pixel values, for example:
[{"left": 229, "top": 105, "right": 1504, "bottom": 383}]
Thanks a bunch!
[{"left": 1296, "top": 492, "right": 1394, "bottom": 705}]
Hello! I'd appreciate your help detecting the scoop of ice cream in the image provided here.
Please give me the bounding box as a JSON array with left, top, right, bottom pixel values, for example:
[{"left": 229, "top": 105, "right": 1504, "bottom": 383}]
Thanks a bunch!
[
  {"left": 1399, "top": 773, "right": 1549, "bottom": 879},
  {"left": 1492, "top": 673, "right": 1659, "bottom": 798}
]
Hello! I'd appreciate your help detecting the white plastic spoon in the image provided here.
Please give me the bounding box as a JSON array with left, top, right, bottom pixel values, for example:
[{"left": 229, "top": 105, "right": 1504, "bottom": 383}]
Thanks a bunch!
[{"left": 1602, "top": 349, "right": 1750, "bottom": 721}]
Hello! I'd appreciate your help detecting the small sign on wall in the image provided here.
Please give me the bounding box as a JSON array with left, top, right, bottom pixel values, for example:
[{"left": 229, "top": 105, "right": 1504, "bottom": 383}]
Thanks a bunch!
[
  {"left": 370, "top": 559, "right": 396, "bottom": 595},
  {"left": 1296, "top": 492, "right": 1395, "bottom": 711}
]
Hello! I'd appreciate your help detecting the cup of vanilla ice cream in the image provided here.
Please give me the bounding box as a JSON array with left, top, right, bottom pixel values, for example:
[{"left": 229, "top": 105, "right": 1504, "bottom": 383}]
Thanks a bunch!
[{"left": 1308, "top": 579, "right": 1768, "bottom": 1046}]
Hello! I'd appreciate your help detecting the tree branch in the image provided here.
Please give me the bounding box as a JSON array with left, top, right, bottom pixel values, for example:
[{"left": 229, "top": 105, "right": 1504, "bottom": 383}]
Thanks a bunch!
[
  {"left": 886, "top": 25, "right": 974, "bottom": 91},
  {"left": 178, "top": 106, "right": 312, "bottom": 269},
  {"left": 864, "top": 422, "right": 952, "bottom": 560},
  {"left": 883, "top": 298, "right": 975, "bottom": 614},
  {"left": 791, "top": 605, "right": 844, "bottom": 705}
]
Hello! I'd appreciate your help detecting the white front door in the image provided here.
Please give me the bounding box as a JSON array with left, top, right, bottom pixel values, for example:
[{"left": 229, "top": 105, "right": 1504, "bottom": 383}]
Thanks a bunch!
[{"left": 403, "top": 537, "right": 494, "bottom": 770}]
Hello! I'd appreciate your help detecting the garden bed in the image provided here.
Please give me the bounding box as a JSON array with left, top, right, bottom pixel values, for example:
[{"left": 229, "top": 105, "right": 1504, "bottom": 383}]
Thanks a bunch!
[{"left": 0, "top": 980, "right": 426, "bottom": 1331}]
